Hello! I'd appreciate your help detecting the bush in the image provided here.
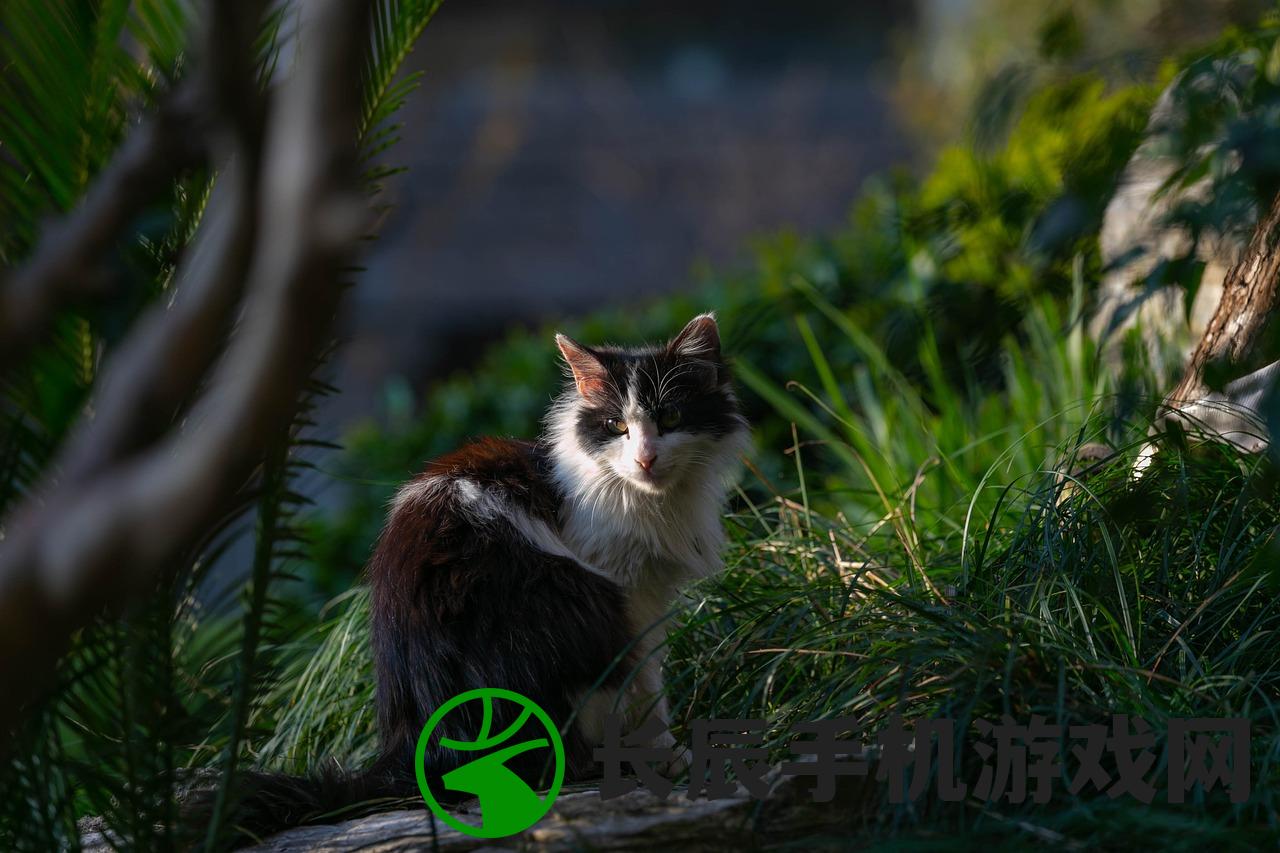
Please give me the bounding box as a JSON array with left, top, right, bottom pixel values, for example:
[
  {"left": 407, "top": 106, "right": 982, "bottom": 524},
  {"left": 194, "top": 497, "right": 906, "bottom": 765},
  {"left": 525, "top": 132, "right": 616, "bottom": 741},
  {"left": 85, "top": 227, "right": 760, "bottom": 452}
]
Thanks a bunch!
[
  {"left": 304, "top": 70, "right": 1155, "bottom": 597},
  {"left": 270, "top": 14, "right": 1280, "bottom": 845},
  {"left": 267, "top": 288, "right": 1280, "bottom": 843}
]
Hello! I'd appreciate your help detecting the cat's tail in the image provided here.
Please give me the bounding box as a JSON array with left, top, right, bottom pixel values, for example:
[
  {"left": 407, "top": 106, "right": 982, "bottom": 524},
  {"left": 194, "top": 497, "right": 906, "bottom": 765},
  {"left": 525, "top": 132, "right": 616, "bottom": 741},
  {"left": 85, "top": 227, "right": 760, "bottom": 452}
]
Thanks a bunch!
[{"left": 181, "top": 751, "right": 426, "bottom": 848}]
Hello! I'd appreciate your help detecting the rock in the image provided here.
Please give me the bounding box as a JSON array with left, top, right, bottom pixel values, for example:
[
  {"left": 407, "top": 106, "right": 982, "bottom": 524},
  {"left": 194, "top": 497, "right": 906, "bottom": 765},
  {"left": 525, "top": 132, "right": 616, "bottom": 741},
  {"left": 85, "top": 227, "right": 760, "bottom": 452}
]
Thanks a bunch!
[
  {"left": 240, "top": 760, "right": 879, "bottom": 852},
  {"left": 1091, "top": 60, "right": 1254, "bottom": 385}
]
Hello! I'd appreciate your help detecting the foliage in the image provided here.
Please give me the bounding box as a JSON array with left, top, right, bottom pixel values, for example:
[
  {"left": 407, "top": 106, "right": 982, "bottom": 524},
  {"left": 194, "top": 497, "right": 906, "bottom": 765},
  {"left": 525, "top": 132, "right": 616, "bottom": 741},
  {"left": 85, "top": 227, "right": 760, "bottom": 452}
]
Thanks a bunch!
[
  {"left": 1144, "top": 12, "right": 1280, "bottom": 326},
  {"left": 891, "top": 0, "right": 1262, "bottom": 147},
  {"left": 259, "top": 283, "right": 1108, "bottom": 770},
  {"left": 6, "top": 2, "right": 1280, "bottom": 850},
  {"left": 266, "top": 10, "right": 1280, "bottom": 846},
  {"left": 304, "top": 68, "right": 1155, "bottom": 598},
  {"left": 667, "top": 441, "right": 1280, "bottom": 848},
  {"left": 263, "top": 283, "right": 1280, "bottom": 843},
  {"left": 0, "top": 2, "right": 442, "bottom": 851},
  {"left": 0, "top": 0, "right": 195, "bottom": 519}
]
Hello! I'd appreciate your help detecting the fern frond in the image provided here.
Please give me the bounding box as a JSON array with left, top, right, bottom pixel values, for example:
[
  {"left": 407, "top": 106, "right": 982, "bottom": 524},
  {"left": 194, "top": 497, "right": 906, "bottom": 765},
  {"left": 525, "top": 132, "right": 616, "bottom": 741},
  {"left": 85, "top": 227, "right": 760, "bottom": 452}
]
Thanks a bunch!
[
  {"left": 360, "top": 0, "right": 444, "bottom": 146},
  {"left": 2, "top": 2, "right": 445, "bottom": 848}
]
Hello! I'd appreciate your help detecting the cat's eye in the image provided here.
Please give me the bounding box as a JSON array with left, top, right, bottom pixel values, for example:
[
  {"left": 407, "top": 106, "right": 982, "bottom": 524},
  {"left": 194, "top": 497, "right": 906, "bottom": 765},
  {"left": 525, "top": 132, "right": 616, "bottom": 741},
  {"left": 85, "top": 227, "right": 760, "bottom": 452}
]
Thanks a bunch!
[
  {"left": 605, "top": 417, "right": 629, "bottom": 435},
  {"left": 657, "top": 405, "right": 682, "bottom": 430}
]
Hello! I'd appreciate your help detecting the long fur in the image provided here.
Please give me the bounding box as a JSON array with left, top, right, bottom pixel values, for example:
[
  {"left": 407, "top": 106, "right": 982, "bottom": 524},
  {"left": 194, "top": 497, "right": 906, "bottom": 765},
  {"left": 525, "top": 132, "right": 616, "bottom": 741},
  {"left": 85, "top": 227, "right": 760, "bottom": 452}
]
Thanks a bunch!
[
  {"left": 180, "top": 753, "right": 418, "bottom": 846},
  {"left": 193, "top": 315, "right": 749, "bottom": 845}
]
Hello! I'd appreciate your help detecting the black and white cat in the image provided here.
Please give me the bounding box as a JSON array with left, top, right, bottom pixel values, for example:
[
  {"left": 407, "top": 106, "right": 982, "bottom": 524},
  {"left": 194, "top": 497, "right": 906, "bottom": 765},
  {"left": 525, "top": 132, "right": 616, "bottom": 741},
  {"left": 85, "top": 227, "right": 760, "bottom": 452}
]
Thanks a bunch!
[
  {"left": 371, "top": 312, "right": 749, "bottom": 787},
  {"left": 213, "top": 314, "right": 749, "bottom": 835}
]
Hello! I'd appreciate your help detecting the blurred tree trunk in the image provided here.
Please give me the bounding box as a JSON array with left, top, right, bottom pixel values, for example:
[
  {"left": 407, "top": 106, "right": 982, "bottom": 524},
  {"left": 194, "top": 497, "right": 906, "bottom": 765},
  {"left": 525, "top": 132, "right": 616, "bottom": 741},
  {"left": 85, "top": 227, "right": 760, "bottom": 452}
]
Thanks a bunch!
[
  {"left": 0, "top": 0, "right": 372, "bottom": 737},
  {"left": 1164, "top": 192, "right": 1280, "bottom": 409}
]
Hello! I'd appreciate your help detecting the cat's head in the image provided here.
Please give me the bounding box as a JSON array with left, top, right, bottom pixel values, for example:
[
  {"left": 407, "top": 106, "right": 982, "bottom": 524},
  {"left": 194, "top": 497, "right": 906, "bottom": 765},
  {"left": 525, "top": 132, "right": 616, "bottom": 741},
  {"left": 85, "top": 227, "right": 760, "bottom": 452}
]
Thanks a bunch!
[{"left": 547, "top": 314, "right": 749, "bottom": 496}]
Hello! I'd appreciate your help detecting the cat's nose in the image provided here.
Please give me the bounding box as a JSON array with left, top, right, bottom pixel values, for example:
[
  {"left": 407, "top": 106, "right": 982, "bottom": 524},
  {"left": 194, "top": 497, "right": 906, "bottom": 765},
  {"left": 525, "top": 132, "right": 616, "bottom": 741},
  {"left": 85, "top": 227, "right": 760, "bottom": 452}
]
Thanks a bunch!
[{"left": 636, "top": 452, "right": 657, "bottom": 473}]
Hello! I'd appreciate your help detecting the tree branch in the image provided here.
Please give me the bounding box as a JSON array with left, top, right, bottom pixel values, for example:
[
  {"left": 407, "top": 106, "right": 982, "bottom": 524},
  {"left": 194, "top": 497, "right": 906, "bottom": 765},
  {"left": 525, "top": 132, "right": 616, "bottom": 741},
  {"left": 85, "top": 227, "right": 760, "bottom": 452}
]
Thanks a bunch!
[
  {"left": 1163, "top": 191, "right": 1280, "bottom": 411},
  {"left": 1134, "top": 190, "right": 1280, "bottom": 478},
  {"left": 0, "top": 95, "right": 203, "bottom": 371},
  {"left": 0, "top": 0, "right": 373, "bottom": 734},
  {"left": 0, "top": 1, "right": 272, "bottom": 379},
  {"left": 56, "top": 1, "right": 270, "bottom": 486}
]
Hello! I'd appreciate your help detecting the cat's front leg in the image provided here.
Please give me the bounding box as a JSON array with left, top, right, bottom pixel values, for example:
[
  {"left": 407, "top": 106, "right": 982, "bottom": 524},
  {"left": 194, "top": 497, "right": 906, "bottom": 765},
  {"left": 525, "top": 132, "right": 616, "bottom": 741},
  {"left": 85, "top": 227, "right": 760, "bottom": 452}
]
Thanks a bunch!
[
  {"left": 649, "top": 699, "right": 692, "bottom": 779},
  {"left": 627, "top": 653, "right": 690, "bottom": 778}
]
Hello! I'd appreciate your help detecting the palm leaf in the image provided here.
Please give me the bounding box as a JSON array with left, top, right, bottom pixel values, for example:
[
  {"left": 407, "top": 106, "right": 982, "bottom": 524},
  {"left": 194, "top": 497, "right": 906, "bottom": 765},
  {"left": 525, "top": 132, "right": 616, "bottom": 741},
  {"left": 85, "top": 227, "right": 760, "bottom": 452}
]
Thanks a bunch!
[
  {"left": 359, "top": 0, "right": 444, "bottom": 189},
  {"left": 1, "top": 1, "right": 446, "bottom": 848},
  {"left": 0, "top": 0, "right": 193, "bottom": 520}
]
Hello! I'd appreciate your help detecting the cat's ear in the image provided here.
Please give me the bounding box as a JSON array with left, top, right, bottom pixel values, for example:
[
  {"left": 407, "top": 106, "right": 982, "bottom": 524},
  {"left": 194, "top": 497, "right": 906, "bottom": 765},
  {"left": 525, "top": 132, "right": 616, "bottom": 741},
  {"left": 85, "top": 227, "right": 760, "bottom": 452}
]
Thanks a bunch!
[
  {"left": 556, "top": 333, "right": 609, "bottom": 399},
  {"left": 667, "top": 312, "right": 721, "bottom": 361}
]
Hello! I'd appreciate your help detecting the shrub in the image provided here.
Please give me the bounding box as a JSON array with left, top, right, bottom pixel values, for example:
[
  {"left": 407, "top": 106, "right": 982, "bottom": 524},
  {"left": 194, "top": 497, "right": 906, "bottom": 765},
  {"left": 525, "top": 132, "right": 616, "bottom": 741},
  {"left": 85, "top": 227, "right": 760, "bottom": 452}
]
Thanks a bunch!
[{"left": 304, "top": 71, "right": 1155, "bottom": 597}]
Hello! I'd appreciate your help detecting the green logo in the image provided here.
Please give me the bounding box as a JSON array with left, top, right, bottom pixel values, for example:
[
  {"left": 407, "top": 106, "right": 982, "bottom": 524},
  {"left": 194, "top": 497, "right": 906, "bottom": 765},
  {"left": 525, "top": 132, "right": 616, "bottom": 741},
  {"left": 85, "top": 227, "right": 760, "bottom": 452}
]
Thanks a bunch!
[{"left": 414, "top": 687, "right": 565, "bottom": 839}]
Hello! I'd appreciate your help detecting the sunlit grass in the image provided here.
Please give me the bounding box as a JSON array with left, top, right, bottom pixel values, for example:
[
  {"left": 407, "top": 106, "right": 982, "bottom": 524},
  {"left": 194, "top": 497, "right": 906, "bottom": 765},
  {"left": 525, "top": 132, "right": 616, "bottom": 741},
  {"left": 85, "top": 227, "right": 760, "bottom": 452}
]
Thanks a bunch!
[{"left": 263, "top": 284, "right": 1280, "bottom": 844}]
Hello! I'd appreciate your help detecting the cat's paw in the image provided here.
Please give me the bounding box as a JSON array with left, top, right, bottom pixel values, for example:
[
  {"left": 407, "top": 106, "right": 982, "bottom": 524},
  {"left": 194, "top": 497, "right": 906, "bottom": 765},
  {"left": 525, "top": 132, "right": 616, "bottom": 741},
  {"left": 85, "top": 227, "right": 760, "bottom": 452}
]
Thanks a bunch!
[
  {"left": 657, "top": 744, "right": 692, "bottom": 779},
  {"left": 650, "top": 728, "right": 691, "bottom": 779}
]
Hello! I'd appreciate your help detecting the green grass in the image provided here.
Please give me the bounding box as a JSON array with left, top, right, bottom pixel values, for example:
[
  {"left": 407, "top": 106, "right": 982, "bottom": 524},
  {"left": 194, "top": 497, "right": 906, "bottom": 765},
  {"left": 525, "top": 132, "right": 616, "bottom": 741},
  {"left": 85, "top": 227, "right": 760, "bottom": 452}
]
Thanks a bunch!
[
  {"left": 662, "top": 283, "right": 1280, "bottom": 844},
  {"left": 300, "top": 66, "right": 1158, "bottom": 601},
  {"left": 260, "top": 279, "right": 1280, "bottom": 845},
  {"left": 252, "top": 16, "right": 1280, "bottom": 843},
  {"left": 666, "top": 444, "right": 1279, "bottom": 847},
  {"left": 7, "top": 6, "right": 1280, "bottom": 851}
]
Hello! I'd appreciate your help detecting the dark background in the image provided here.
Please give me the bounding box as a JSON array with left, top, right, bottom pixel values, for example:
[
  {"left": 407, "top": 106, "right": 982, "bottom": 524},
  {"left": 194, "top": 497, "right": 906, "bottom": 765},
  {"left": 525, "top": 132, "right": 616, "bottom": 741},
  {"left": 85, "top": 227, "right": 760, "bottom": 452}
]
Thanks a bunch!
[{"left": 330, "top": 1, "right": 914, "bottom": 427}]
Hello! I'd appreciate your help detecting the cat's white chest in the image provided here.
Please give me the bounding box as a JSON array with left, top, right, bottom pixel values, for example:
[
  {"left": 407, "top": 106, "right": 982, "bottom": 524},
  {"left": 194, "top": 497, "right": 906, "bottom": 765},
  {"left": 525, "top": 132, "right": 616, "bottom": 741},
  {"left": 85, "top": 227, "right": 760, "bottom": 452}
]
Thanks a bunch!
[
  {"left": 559, "top": 498, "right": 721, "bottom": 588},
  {"left": 560, "top": 510, "right": 709, "bottom": 649}
]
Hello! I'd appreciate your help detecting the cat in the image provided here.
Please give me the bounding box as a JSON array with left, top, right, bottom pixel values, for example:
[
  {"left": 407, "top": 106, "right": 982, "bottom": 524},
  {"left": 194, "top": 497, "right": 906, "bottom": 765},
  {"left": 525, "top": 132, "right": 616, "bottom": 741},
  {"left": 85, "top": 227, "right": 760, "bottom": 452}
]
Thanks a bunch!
[
  {"left": 207, "top": 313, "right": 749, "bottom": 839},
  {"left": 372, "top": 311, "right": 750, "bottom": 787}
]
